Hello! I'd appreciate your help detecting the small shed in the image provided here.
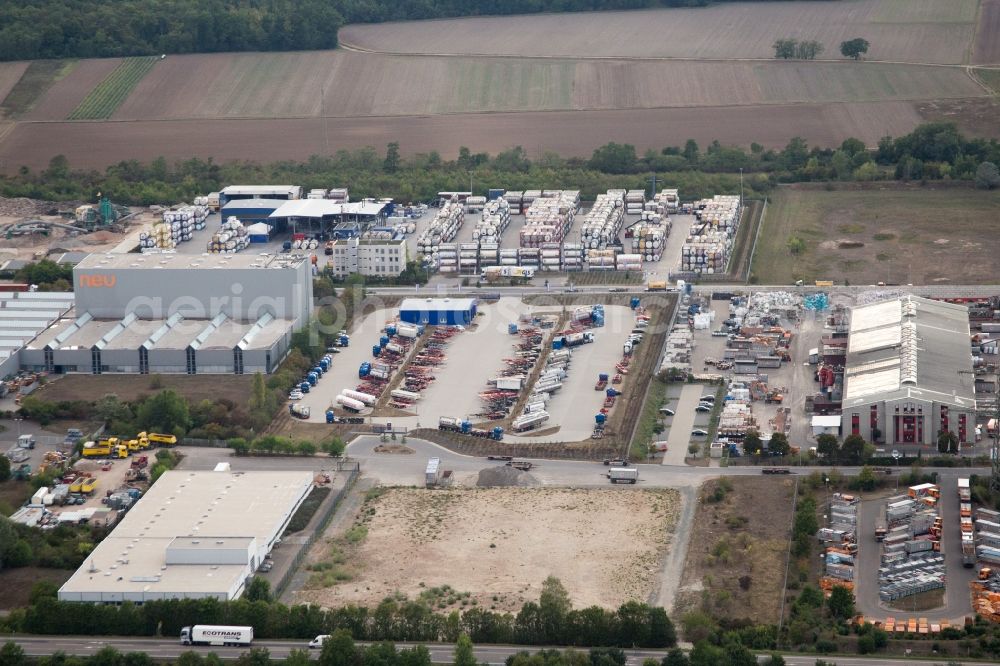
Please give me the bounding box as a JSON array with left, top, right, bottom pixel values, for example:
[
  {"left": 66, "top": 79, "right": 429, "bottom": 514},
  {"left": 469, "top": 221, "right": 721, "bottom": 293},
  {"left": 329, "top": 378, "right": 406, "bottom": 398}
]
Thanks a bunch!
[
  {"left": 811, "top": 414, "right": 842, "bottom": 438},
  {"left": 399, "top": 298, "right": 477, "bottom": 326}
]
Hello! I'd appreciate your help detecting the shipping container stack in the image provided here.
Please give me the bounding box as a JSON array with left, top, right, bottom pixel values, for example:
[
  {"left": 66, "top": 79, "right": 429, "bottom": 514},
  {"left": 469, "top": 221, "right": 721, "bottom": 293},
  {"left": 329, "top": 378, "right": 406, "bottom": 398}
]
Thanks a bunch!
[
  {"left": 465, "top": 196, "right": 487, "bottom": 214},
  {"left": 654, "top": 188, "right": 680, "bottom": 213},
  {"left": 307, "top": 188, "right": 328, "bottom": 200},
  {"left": 562, "top": 243, "right": 584, "bottom": 272},
  {"left": 681, "top": 194, "right": 742, "bottom": 275},
  {"left": 499, "top": 248, "right": 519, "bottom": 267},
  {"left": 479, "top": 242, "right": 500, "bottom": 269},
  {"left": 206, "top": 216, "right": 250, "bottom": 254},
  {"left": 625, "top": 189, "right": 645, "bottom": 216},
  {"left": 327, "top": 188, "right": 349, "bottom": 203},
  {"left": 505, "top": 191, "right": 524, "bottom": 215},
  {"left": 877, "top": 485, "right": 945, "bottom": 602},
  {"left": 539, "top": 243, "right": 561, "bottom": 273},
  {"left": 819, "top": 493, "right": 858, "bottom": 596},
  {"left": 437, "top": 243, "right": 458, "bottom": 275},
  {"left": 459, "top": 243, "right": 479, "bottom": 274},
  {"left": 417, "top": 200, "right": 465, "bottom": 271},
  {"left": 142, "top": 204, "right": 210, "bottom": 250},
  {"left": 473, "top": 197, "right": 510, "bottom": 245},
  {"left": 518, "top": 247, "right": 540, "bottom": 271}
]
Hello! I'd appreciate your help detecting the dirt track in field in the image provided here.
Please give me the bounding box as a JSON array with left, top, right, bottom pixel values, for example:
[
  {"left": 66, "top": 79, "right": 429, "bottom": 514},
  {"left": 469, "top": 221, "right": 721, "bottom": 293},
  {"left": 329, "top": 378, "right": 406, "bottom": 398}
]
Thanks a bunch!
[
  {"left": 973, "top": 0, "right": 1000, "bottom": 64},
  {"left": 26, "top": 59, "right": 121, "bottom": 121},
  {"left": 0, "top": 101, "right": 925, "bottom": 173}
]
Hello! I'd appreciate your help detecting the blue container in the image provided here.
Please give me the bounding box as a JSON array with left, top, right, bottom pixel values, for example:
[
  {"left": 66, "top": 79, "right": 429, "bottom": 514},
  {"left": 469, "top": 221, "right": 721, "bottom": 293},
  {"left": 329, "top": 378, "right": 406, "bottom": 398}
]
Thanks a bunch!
[
  {"left": 461, "top": 420, "right": 471, "bottom": 434},
  {"left": 488, "top": 188, "right": 505, "bottom": 201},
  {"left": 359, "top": 362, "right": 371, "bottom": 378},
  {"left": 688, "top": 304, "right": 701, "bottom": 314},
  {"left": 595, "top": 413, "right": 607, "bottom": 425},
  {"left": 320, "top": 359, "right": 330, "bottom": 371},
  {"left": 127, "top": 488, "right": 142, "bottom": 499},
  {"left": 685, "top": 282, "right": 693, "bottom": 295},
  {"left": 606, "top": 388, "right": 619, "bottom": 397},
  {"left": 508, "top": 323, "right": 518, "bottom": 335},
  {"left": 386, "top": 325, "right": 397, "bottom": 337},
  {"left": 300, "top": 382, "right": 311, "bottom": 393},
  {"left": 313, "top": 366, "right": 323, "bottom": 376},
  {"left": 552, "top": 339, "right": 564, "bottom": 350},
  {"left": 339, "top": 334, "right": 350, "bottom": 347},
  {"left": 630, "top": 297, "right": 640, "bottom": 309},
  {"left": 282, "top": 240, "right": 292, "bottom": 251},
  {"left": 380, "top": 335, "right": 390, "bottom": 348},
  {"left": 373, "top": 345, "right": 382, "bottom": 357},
  {"left": 492, "top": 427, "right": 504, "bottom": 441},
  {"left": 326, "top": 410, "right": 336, "bottom": 423},
  {"left": 307, "top": 373, "right": 318, "bottom": 386},
  {"left": 599, "top": 373, "right": 609, "bottom": 382}
]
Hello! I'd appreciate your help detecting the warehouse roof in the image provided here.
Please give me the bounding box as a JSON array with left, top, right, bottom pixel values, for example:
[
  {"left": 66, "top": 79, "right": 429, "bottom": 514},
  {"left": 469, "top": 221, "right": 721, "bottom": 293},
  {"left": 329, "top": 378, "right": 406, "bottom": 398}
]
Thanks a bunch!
[
  {"left": 843, "top": 296, "right": 974, "bottom": 410},
  {"left": 221, "top": 185, "right": 301, "bottom": 197},
  {"left": 400, "top": 297, "right": 478, "bottom": 313},
  {"left": 58, "top": 470, "right": 313, "bottom": 601},
  {"left": 270, "top": 199, "right": 387, "bottom": 220},
  {"left": 76, "top": 252, "right": 308, "bottom": 270},
  {"left": 221, "top": 198, "right": 289, "bottom": 214}
]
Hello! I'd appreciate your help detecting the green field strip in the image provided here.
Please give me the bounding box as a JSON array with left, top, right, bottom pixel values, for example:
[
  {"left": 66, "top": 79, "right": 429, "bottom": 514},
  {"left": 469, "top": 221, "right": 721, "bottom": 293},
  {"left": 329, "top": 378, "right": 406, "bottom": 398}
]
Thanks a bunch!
[
  {"left": 68, "top": 56, "right": 156, "bottom": 120},
  {"left": 978, "top": 68, "right": 1000, "bottom": 94},
  {"left": 0, "top": 60, "right": 75, "bottom": 119}
]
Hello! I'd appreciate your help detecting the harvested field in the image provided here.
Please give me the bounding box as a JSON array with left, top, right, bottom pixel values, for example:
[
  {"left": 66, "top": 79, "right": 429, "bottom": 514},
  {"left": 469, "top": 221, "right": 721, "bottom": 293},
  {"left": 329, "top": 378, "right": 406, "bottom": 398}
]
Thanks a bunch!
[
  {"left": 0, "top": 62, "right": 29, "bottom": 114},
  {"left": 299, "top": 486, "right": 680, "bottom": 611},
  {"left": 917, "top": 96, "right": 1000, "bottom": 138},
  {"left": 751, "top": 185, "right": 1000, "bottom": 285},
  {"left": 31, "top": 373, "right": 255, "bottom": 406},
  {"left": 673, "top": 477, "right": 794, "bottom": 623},
  {"left": 69, "top": 57, "right": 156, "bottom": 120},
  {"left": 24, "top": 59, "right": 119, "bottom": 121},
  {"left": 0, "top": 60, "right": 77, "bottom": 120},
  {"left": 973, "top": 0, "right": 1000, "bottom": 64},
  {"left": 106, "top": 51, "right": 980, "bottom": 119},
  {"left": 340, "top": 0, "right": 978, "bottom": 64},
  {"left": 0, "top": 101, "right": 923, "bottom": 173}
]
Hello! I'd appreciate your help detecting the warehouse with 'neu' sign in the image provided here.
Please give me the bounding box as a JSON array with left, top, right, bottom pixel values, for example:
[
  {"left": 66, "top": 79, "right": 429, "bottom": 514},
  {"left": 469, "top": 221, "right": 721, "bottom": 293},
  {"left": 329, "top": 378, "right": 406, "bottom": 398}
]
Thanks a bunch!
[{"left": 399, "top": 298, "right": 477, "bottom": 326}]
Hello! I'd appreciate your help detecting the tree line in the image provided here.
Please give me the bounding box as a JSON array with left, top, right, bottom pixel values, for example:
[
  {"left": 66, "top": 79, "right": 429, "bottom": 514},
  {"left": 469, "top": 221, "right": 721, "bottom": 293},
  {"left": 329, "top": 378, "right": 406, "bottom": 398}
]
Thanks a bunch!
[
  {"left": 7, "top": 577, "right": 678, "bottom": 649},
  {"left": 0, "top": 0, "right": 837, "bottom": 62},
  {"left": 3, "top": 123, "right": 997, "bottom": 210}
]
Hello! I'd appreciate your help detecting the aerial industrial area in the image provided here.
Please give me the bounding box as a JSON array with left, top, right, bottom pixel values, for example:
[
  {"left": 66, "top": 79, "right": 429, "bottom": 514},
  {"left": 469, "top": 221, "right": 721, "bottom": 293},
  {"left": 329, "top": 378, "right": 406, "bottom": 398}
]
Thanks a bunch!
[{"left": 1, "top": 0, "right": 1000, "bottom": 664}]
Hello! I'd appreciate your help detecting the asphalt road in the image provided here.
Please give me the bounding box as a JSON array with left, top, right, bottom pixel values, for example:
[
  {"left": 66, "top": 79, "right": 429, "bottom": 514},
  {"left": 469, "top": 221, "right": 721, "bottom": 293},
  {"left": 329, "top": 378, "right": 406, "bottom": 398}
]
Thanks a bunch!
[{"left": 9, "top": 635, "right": 999, "bottom": 666}]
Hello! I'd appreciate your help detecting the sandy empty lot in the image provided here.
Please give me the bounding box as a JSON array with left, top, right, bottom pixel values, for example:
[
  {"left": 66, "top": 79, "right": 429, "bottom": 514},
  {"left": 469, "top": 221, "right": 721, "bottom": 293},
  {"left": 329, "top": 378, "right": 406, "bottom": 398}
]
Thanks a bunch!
[{"left": 302, "top": 487, "right": 680, "bottom": 611}]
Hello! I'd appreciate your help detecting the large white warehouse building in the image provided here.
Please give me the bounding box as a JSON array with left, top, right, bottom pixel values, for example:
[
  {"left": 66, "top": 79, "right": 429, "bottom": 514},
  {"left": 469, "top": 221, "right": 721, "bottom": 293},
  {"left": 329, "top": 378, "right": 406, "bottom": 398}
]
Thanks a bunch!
[
  {"left": 840, "top": 296, "right": 976, "bottom": 447},
  {"left": 58, "top": 469, "right": 313, "bottom": 603}
]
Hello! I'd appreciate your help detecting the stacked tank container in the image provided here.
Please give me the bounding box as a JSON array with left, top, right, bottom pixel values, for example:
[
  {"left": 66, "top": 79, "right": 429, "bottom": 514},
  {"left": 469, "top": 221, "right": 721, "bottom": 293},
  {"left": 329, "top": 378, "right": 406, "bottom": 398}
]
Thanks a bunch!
[
  {"left": 580, "top": 190, "right": 625, "bottom": 250},
  {"left": 616, "top": 253, "right": 642, "bottom": 271},
  {"left": 655, "top": 188, "right": 680, "bottom": 213},
  {"left": 207, "top": 216, "right": 250, "bottom": 254},
  {"left": 562, "top": 243, "right": 584, "bottom": 272},
  {"left": 630, "top": 223, "right": 666, "bottom": 262},
  {"left": 437, "top": 243, "right": 458, "bottom": 274},
  {"left": 327, "top": 188, "right": 349, "bottom": 203},
  {"left": 307, "top": 188, "right": 328, "bottom": 199},
  {"left": 681, "top": 230, "right": 731, "bottom": 274},
  {"left": 158, "top": 205, "right": 208, "bottom": 246},
  {"left": 417, "top": 201, "right": 465, "bottom": 258},
  {"left": 505, "top": 191, "right": 524, "bottom": 215},
  {"left": 625, "top": 190, "right": 645, "bottom": 216},
  {"left": 499, "top": 248, "right": 519, "bottom": 266},
  {"left": 473, "top": 197, "right": 510, "bottom": 245},
  {"left": 459, "top": 243, "right": 479, "bottom": 273},
  {"left": 465, "top": 196, "right": 487, "bottom": 213},
  {"left": 587, "top": 248, "right": 616, "bottom": 271},
  {"left": 519, "top": 192, "right": 576, "bottom": 248},
  {"left": 479, "top": 242, "right": 499, "bottom": 268},
  {"left": 519, "top": 247, "right": 540, "bottom": 269},
  {"left": 140, "top": 223, "right": 175, "bottom": 250},
  {"left": 538, "top": 243, "right": 561, "bottom": 272}
]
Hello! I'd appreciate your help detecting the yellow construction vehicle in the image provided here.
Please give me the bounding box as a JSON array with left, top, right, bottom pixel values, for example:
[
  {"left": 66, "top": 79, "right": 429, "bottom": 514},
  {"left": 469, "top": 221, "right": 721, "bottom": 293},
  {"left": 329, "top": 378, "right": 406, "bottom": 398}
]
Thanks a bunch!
[
  {"left": 81, "top": 478, "right": 98, "bottom": 495},
  {"left": 148, "top": 433, "right": 177, "bottom": 446},
  {"left": 81, "top": 441, "right": 112, "bottom": 458}
]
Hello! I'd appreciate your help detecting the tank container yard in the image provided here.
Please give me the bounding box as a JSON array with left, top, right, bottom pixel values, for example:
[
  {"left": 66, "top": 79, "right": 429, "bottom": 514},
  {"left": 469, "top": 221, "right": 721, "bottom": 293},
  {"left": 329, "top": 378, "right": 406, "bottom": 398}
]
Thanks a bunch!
[
  {"left": 417, "top": 200, "right": 465, "bottom": 269},
  {"left": 518, "top": 191, "right": 579, "bottom": 248},
  {"left": 473, "top": 197, "right": 510, "bottom": 245},
  {"left": 680, "top": 195, "right": 742, "bottom": 275},
  {"left": 581, "top": 190, "right": 626, "bottom": 252},
  {"left": 206, "top": 216, "right": 251, "bottom": 254}
]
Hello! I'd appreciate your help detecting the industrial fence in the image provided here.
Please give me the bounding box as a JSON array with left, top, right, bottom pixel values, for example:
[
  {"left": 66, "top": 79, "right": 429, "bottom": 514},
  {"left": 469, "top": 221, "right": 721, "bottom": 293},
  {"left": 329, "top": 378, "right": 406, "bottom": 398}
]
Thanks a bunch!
[{"left": 272, "top": 461, "right": 360, "bottom": 599}]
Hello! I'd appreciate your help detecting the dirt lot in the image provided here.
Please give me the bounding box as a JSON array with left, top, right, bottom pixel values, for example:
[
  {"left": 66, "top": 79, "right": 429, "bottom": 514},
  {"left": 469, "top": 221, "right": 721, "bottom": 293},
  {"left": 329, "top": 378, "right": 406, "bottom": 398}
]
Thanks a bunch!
[
  {"left": 673, "top": 477, "right": 795, "bottom": 624},
  {"left": 0, "top": 62, "right": 29, "bottom": 111},
  {"left": 300, "top": 486, "right": 680, "bottom": 611},
  {"left": 0, "top": 567, "right": 71, "bottom": 609},
  {"left": 917, "top": 96, "right": 1000, "bottom": 138},
  {"left": 0, "top": 100, "right": 925, "bottom": 173},
  {"left": 973, "top": 0, "right": 1000, "bottom": 64},
  {"left": 751, "top": 184, "right": 1000, "bottom": 285},
  {"left": 31, "top": 374, "right": 254, "bottom": 406},
  {"left": 339, "top": 0, "right": 978, "bottom": 64}
]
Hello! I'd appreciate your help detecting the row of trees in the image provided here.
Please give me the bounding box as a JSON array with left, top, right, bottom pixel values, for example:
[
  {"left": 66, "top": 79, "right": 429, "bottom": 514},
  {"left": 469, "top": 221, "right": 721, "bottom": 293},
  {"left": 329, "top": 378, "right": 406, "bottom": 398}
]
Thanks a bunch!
[
  {"left": 0, "top": 0, "right": 839, "bottom": 62},
  {"left": 6, "top": 123, "right": 998, "bottom": 208},
  {"left": 10, "top": 577, "right": 677, "bottom": 649},
  {"left": 772, "top": 37, "right": 870, "bottom": 60}
]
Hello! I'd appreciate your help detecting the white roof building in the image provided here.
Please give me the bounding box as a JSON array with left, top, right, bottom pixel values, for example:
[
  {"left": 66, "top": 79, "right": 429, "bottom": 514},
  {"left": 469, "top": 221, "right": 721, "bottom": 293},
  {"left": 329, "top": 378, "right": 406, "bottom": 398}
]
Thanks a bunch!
[{"left": 58, "top": 469, "right": 313, "bottom": 603}]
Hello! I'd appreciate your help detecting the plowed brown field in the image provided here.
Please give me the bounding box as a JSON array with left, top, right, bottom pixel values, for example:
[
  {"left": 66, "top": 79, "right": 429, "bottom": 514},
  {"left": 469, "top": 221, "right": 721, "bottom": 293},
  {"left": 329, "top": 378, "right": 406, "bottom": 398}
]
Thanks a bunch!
[
  {"left": 339, "top": 0, "right": 978, "bottom": 64},
  {"left": 973, "top": 0, "right": 1000, "bottom": 64},
  {"left": 26, "top": 58, "right": 121, "bottom": 121},
  {"left": 0, "top": 101, "right": 923, "bottom": 172},
  {"left": 0, "top": 62, "right": 29, "bottom": 111}
]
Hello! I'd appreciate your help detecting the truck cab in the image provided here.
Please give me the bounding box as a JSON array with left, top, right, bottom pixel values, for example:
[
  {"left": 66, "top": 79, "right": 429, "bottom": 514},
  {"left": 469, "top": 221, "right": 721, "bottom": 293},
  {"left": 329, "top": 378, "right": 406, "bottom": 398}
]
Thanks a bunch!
[{"left": 17, "top": 434, "right": 35, "bottom": 449}]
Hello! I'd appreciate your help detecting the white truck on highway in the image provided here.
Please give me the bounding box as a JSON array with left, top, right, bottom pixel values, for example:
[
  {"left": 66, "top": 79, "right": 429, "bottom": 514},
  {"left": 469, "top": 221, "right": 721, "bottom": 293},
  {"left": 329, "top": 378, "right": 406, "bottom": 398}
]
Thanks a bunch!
[
  {"left": 180, "top": 625, "right": 254, "bottom": 646},
  {"left": 608, "top": 468, "right": 639, "bottom": 484}
]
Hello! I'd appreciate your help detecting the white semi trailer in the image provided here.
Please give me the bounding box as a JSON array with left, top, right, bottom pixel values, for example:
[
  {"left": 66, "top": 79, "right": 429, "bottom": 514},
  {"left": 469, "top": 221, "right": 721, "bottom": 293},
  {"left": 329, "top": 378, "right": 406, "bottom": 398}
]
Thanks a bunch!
[{"left": 180, "top": 625, "right": 254, "bottom": 646}]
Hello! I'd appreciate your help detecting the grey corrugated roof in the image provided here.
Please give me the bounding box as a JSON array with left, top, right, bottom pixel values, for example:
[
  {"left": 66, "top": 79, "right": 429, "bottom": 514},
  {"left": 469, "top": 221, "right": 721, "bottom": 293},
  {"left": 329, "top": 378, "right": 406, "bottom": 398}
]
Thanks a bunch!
[{"left": 843, "top": 296, "right": 974, "bottom": 410}]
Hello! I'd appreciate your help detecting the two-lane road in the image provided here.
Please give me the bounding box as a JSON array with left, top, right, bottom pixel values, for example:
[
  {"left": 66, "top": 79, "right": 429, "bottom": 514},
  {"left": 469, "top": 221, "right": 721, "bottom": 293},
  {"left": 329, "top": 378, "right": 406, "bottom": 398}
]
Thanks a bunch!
[{"left": 9, "top": 635, "right": 1000, "bottom": 666}]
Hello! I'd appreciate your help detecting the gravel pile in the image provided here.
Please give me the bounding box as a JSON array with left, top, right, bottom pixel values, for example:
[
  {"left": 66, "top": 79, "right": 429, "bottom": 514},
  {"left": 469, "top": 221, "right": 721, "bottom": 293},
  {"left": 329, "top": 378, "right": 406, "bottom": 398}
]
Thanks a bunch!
[
  {"left": 0, "top": 197, "right": 70, "bottom": 217},
  {"left": 476, "top": 465, "right": 540, "bottom": 487}
]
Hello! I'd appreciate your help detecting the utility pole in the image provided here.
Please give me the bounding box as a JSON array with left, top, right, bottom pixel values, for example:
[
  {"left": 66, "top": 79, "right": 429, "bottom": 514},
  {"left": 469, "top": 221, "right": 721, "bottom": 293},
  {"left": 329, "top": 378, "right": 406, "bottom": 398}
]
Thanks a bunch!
[
  {"left": 739, "top": 168, "right": 744, "bottom": 208},
  {"left": 649, "top": 173, "right": 658, "bottom": 200},
  {"left": 992, "top": 379, "right": 1000, "bottom": 492}
]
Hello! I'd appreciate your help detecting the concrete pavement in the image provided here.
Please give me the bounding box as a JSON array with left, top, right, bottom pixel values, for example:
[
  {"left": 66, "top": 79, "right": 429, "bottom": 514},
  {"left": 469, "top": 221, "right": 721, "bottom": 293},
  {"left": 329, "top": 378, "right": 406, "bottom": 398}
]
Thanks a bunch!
[{"left": 661, "top": 384, "right": 702, "bottom": 465}]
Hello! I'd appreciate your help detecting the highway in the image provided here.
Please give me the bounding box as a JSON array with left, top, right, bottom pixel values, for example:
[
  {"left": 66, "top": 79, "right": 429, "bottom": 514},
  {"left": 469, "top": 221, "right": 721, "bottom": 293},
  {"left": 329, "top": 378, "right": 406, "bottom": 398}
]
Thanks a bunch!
[{"left": 9, "top": 635, "right": 1000, "bottom": 666}]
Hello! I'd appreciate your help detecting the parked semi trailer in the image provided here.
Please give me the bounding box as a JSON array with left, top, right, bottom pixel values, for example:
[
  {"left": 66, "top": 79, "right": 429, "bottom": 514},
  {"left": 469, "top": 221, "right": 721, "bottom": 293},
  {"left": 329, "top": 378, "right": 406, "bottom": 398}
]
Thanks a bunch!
[{"left": 608, "top": 468, "right": 639, "bottom": 485}]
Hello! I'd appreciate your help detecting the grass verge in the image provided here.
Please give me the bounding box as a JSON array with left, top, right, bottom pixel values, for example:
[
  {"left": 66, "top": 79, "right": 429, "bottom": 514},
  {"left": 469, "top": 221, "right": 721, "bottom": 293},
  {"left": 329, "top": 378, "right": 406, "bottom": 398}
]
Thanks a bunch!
[
  {"left": 0, "top": 60, "right": 75, "bottom": 118},
  {"left": 631, "top": 376, "right": 668, "bottom": 460},
  {"left": 283, "top": 486, "right": 331, "bottom": 535}
]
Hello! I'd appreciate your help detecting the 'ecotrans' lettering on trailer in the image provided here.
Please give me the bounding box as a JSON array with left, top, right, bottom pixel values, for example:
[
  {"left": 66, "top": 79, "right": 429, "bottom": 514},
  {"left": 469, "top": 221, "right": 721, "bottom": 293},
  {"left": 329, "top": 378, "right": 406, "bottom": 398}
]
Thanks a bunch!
[
  {"left": 204, "top": 631, "right": 244, "bottom": 638},
  {"left": 78, "top": 274, "right": 118, "bottom": 288}
]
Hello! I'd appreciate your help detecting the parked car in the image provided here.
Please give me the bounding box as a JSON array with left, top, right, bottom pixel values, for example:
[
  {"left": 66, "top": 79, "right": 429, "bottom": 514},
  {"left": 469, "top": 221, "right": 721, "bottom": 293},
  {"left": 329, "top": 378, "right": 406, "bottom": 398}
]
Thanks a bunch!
[
  {"left": 695, "top": 404, "right": 712, "bottom": 413},
  {"left": 659, "top": 407, "right": 675, "bottom": 416},
  {"left": 257, "top": 561, "right": 272, "bottom": 573},
  {"left": 711, "top": 329, "right": 728, "bottom": 337},
  {"left": 289, "top": 390, "right": 303, "bottom": 400},
  {"left": 603, "top": 458, "right": 630, "bottom": 466},
  {"left": 699, "top": 395, "right": 716, "bottom": 403},
  {"left": 691, "top": 429, "right": 709, "bottom": 437}
]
